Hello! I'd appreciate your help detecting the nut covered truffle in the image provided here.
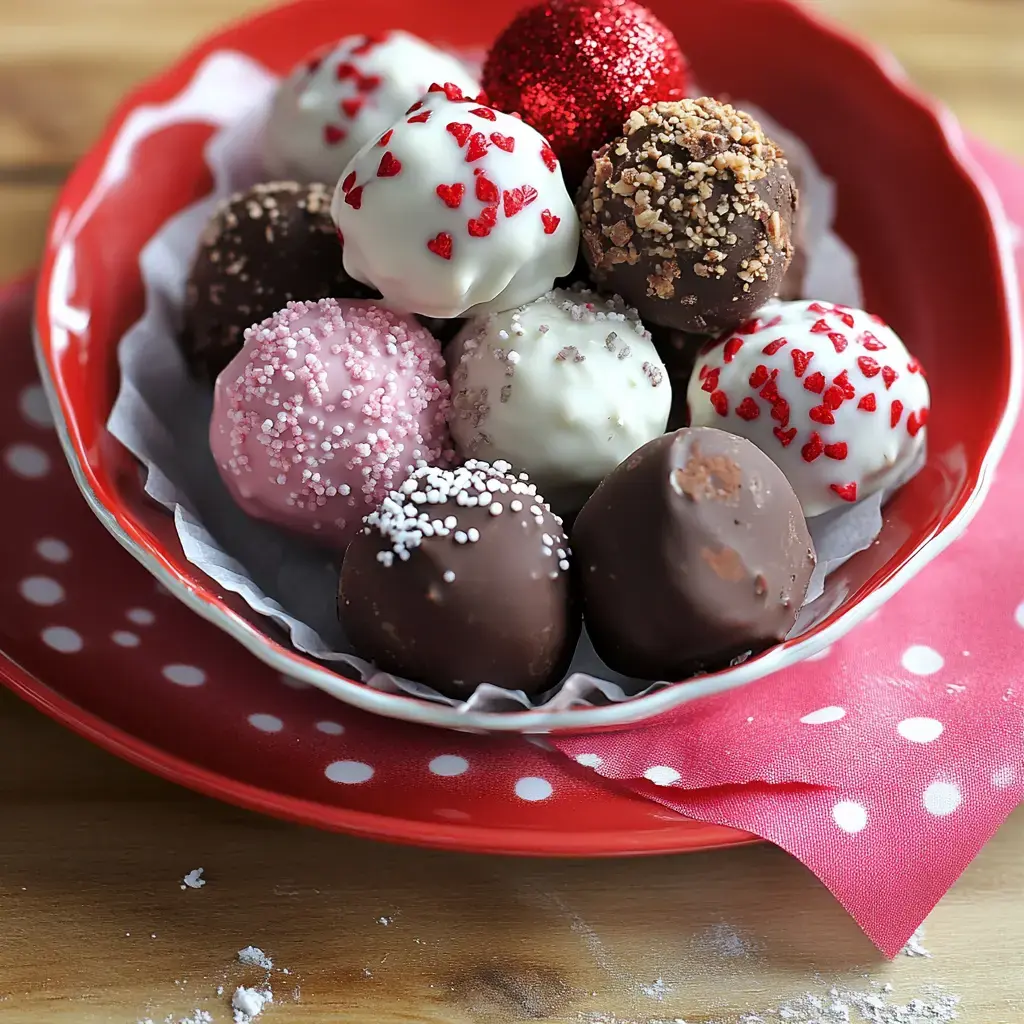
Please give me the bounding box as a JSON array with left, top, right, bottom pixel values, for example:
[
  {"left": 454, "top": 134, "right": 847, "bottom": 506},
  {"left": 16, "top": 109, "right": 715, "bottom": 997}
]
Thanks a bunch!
[
  {"left": 572, "top": 427, "right": 815, "bottom": 680},
  {"left": 182, "top": 182, "right": 372, "bottom": 382},
  {"left": 578, "top": 98, "right": 797, "bottom": 335},
  {"left": 340, "top": 460, "right": 580, "bottom": 698}
]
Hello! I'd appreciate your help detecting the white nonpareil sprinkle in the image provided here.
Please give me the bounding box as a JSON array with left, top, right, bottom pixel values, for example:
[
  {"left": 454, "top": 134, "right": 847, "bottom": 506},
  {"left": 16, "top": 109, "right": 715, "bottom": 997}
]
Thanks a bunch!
[
  {"left": 181, "top": 868, "right": 205, "bottom": 890},
  {"left": 232, "top": 986, "right": 273, "bottom": 1023},
  {"left": 238, "top": 946, "right": 274, "bottom": 970}
]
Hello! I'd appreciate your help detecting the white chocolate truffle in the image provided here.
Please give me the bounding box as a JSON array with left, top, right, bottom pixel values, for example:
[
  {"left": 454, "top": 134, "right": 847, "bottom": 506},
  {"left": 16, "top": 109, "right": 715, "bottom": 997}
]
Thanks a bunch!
[
  {"left": 265, "top": 31, "right": 479, "bottom": 185},
  {"left": 331, "top": 86, "right": 579, "bottom": 319},
  {"left": 686, "top": 299, "right": 930, "bottom": 516},
  {"left": 448, "top": 288, "right": 671, "bottom": 490}
]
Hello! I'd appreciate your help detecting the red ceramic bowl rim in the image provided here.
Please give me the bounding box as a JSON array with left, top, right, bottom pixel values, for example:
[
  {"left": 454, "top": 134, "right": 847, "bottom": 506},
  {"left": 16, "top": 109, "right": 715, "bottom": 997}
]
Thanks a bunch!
[{"left": 34, "top": 0, "right": 1022, "bottom": 734}]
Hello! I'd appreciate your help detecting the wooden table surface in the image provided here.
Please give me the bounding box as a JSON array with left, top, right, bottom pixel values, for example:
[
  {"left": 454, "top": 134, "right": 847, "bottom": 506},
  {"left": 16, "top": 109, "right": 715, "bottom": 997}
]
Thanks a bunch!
[{"left": 1, "top": 1, "right": 1022, "bottom": 1021}]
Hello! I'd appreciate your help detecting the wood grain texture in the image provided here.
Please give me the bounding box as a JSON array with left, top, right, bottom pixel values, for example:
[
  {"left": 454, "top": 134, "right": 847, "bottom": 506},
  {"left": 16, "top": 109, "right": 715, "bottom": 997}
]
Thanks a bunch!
[{"left": 0, "top": 0, "right": 1021, "bottom": 1020}]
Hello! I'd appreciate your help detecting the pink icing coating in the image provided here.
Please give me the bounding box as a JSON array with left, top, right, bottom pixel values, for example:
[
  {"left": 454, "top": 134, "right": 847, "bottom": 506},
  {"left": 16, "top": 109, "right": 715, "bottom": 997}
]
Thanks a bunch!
[{"left": 210, "top": 298, "right": 452, "bottom": 549}]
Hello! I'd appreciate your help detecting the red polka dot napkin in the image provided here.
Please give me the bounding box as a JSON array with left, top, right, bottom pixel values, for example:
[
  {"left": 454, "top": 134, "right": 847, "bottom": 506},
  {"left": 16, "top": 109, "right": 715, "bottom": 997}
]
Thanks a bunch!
[{"left": 550, "top": 139, "right": 1024, "bottom": 960}]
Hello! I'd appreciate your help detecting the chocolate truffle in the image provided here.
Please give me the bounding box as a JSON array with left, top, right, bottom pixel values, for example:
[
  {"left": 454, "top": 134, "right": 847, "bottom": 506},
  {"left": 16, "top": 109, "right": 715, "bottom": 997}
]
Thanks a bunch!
[
  {"left": 572, "top": 427, "right": 815, "bottom": 680},
  {"left": 577, "top": 98, "right": 797, "bottom": 335},
  {"left": 686, "top": 300, "right": 930, "bottom": 516},
  {"left": 210, "top": 299, "right": 451, "bottom": 551},
  {"left": 340, "top": 460, "right": 580, "bottom": 698},
  {"left": 182, "top": 181, "right": 371, "bottom": 382}
]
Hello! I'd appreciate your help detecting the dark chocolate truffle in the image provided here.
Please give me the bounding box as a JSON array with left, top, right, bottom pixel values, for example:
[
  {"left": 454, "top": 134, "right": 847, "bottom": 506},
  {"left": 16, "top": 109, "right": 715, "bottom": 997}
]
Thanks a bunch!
[
  {"left": 572, "top": 427, "right": 815, "bottom": 680},
  {"left": 339, "top": 460, "right": 580, "bottom": 699},
  {"left": 577, "top": 98, "right": 797, "bottom": 335},
  {"left": 181, "top": 181, "right": 372, "bottom": 382}
]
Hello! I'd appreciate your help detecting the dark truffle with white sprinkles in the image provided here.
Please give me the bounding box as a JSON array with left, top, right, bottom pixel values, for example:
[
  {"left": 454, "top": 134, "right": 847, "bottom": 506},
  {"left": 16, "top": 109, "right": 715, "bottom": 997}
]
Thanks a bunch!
[
  {"left": 340, "top": 459, "right": 580, "bottom": 698},
  {"left": 181, "top": 181, "right": 373, "bottom": 382},
  {"left": 572, "top": 427, "right": 815, "bottom": 680},
  {"left": 578, "top": 98, "right": 797, "bottom": 335}
]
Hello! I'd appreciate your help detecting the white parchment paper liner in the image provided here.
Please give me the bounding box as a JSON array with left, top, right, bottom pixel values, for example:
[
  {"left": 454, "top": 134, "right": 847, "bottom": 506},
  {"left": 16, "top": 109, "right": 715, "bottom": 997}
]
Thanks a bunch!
[{"left": 108, "top": 51, "right": 914, "bottom": 713}]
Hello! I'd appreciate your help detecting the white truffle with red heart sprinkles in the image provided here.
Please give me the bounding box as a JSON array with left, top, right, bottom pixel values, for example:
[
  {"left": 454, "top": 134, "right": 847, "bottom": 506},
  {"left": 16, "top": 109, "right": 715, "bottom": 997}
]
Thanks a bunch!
[
  {"left": 331, "top": 84, "right": 579, "bottom": 319},
  {"left": 265, "top": 31, "right": 480, "bottom": 185},
  {"left": 210, "top": 298, "right": 452, "bottom": 550},
  {"left": 686, "top": 299, "right": 930, "bottom": 516}
]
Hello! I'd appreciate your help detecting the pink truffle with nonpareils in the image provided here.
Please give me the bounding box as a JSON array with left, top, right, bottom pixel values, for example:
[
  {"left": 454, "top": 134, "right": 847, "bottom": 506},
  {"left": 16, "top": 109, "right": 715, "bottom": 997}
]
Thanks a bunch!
[{"left": 210, "top": 299, "right": 453, "bottom": 550}]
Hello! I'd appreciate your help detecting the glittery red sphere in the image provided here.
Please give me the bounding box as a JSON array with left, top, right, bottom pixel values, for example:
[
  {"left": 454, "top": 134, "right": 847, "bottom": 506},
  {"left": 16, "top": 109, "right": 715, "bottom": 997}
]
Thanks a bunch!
[{"left": 482, "top": 0, "right": 689, "bottom": 187}]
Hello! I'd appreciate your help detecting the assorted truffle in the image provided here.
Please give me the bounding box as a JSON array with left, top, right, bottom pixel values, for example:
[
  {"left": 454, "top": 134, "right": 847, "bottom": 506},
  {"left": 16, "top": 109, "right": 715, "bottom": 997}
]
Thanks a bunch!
[
  {"left": 182, "top": 182, "right": 371, "bottom": 382},
  {"left": 265, "top": 31, "right": 479, "bottom": 186},
  {"left": 577, "top": 98, "right": 797, "bottom": 335},
  {"left": 210, "top": 299, "right": 451, "bottom": 549},
  {"left": 331, "top": 84, "right": 580, "bottom": 319},
  {"left": 447, "top": 288, "right": 670, "bottom": 494},
  {"left": 686, "top": 300, "right": 931, "bottom": 516},
  {"left": 340, "top": 460, "right": 580, "bottom": 698},
  {"left": 572, "top": 427, "right": 816, "bottom": 680}
]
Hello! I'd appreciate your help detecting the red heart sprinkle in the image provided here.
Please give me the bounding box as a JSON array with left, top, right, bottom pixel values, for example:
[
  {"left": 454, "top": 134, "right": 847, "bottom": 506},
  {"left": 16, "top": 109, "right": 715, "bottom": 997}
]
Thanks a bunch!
[
  {"left": 442, "top": 82, "right": 465, "bottom": 102},
  {"left": 377, "top": 130, "right": 393, "bottom": 147},
  {"left": 428, "top": 83, "right": 445, "bottom": 92},
  {"left": 810, "top": 319, "right": 830, "bottom": 335},
  {"left": 358, "top": 73, "right": 382, "bottom": 93},
  {"left": 407, "top": 100, "right": 424, "bottom": 114},
  {"left": 759, "top": 379, "right": 780, "bottom": 404},
  {"left": 809, "top": 405, "right": 835, "bottom": 425},
  {"left": 341, "top": 97, "right": 364, "bottom": 119},
  {"left": 324, "top": 125, "right": 346, "bottom": 145},
  {"left": 857, "top": 356, "right": 880, "bottom": 378},
  {"left": 907, "top": 357, "right": 924, "bottom": 375},
  {"left": 774, "top": 427, "right": 797, "bottom": 447},
  {"left": 407, "top": 111, "right": 432, "bottom": 124},
  {"left": 829, "top": 332, "right": 848, "bottom": 353},
  {"left": 470, "top": 107, "right": 496, "bottom": 120},
  {"left": 870, "top": 313, "right": 889, "bottom": 326},
  {"left": 490, "top": 132, "right": 515, "bottom": 152},
  {"left": 427, "top": 232, "right": 453, "bottom": 260},
  {"left": 710, "top": 390, "right": 729, "bottom": 416},
  {"left": 823, "top": 385, "right": 845, "bottom": 411},
  {"left": 801, "top": 432, "right": 824, "bottom": 463},
  {"left": 466, "top": 132, "right": 490, "bottom": 161},
  {"left": 736, "top": 398, "right": 760, "bottom": 421},
  {"left": 761, "top": 337, "right": 787, "bottom": 356},
  {"left": 832, "top": 370, "right": 855, "bottom": 399},
  {"left": 541, "top": 209, "right": 560, "bottom": 234},
  {"left": 701, "top": 368, "right": 720, "bottom": 393},
  {"left": 890, "top": 399, "right": 904, "bottom": 427},
  {"left": 791, "top": 349, "right": 812, "bottom": 377},
  {"left": 724, "top": 338, "right": 744, "bottom": 362},
  {"left": 344, "top": 185, "right": 364, "bottom": 210},
  {"left": 860, "top": 331, "right": 887, "bottom": 351},
  {"left": 748, "top": 365, "right": 770, "bottom": 389},
  {"left": 882, "top": 366, "right": 898, "bottom": 390},
  {"left": 824, "top": 442, "right": 848, "bottom": 460},
  {"left": 335, "top": 62, "right": 357, "bottom": 80},
  {"left": 350, "top": 33, "right": 385, "bottom": 56},
  {"left": 377, "top": 152, "right": 402, "bottom": 177},
  {"left": 698, "top": 364, "right": 711, "bottom": 381},
  {"left": 858, "top": 393, "right": 877, "bottom": 412},
  {"left": 541, "top": 145, "right": 558, "bottom": 172},
  {"left": 341, "top": 171, "right": 356, "bottom": 194},
  {"left": 502, "top": 186, "right": 537, "bottom": 218},
  {"left": 436, "top": 183, "right": 465, "bottom": 209},
  {"left": 803, "top": 372, "right": 826, "bottom": 395},
  {"left": 446, "top": 122, "right": 472, "bottom": 146},
  {"left": 468, "top": 206, "right": 498, "bottom": 237},
  {"left": 831, "top": 482, "right": 858, "bottom": 502},
  {"left": 907, "top": 408, "right": 929, "bottom": 437},
  {"left": 770, "top": 399, "right": 791, "bottom": 428}
]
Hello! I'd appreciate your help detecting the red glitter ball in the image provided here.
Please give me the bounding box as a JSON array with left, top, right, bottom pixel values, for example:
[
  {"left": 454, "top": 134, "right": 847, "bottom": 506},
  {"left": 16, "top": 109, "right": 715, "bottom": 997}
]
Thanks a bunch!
[{"left": 482, "top": 0, "right": 689, "bottom": 186}]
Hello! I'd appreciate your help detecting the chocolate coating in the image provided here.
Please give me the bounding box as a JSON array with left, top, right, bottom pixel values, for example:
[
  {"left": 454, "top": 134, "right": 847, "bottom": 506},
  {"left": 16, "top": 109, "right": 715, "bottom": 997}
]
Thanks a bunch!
[
  {"left": 578, "top": 98, "right": 797, "bottom": 335},
  {"left": 181, "top": 181, "right": 372, "bottom": 382},
  {"left": 572, "top": 427, "right": 815, "bottom": 680},
  {"left": 340, "top": 460, "right": 580, "bottom": 699}
]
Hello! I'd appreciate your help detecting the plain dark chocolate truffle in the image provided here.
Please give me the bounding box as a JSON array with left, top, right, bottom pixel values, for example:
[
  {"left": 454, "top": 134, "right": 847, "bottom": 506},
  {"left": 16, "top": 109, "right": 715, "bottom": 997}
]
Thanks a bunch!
[
  {"left": 181, "top": 181, "right": 373, "bottom": 382},
  {"left": 339, "top": 460, "right": 580, "bottom": 699},
  {"left": 577, "top": 98, "right": 797, "bottom": 335},
  {"left": 572, "top": 427, "right": 815, "bottom": 680}
]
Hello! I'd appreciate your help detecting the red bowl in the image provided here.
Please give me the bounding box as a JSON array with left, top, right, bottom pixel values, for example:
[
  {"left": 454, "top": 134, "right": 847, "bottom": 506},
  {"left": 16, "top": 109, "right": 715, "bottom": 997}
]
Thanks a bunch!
[{"left": 35, "top": 0, "right": 1020, "bottom": 733}]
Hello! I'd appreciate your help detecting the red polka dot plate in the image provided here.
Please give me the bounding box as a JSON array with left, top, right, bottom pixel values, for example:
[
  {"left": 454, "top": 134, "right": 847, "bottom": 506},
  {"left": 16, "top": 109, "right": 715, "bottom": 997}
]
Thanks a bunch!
[{"left": 34, "top": 0, "right": 1020, "bottom": 733}]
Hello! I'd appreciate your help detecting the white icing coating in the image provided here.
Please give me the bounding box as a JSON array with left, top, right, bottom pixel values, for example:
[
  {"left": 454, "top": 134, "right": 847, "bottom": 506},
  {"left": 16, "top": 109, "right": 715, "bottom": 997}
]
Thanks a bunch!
[
  {"left": 686, "top": 299, "right": 930, "bottom": 516},
  {"left": 448, "top": 288, "right": 671, "bottom": 489},
  {"left": 264, "top": 31, "right": 479, "bottom": 185},
  {"left": 331, "top": 87, "right": 579, "bottom": 319}
]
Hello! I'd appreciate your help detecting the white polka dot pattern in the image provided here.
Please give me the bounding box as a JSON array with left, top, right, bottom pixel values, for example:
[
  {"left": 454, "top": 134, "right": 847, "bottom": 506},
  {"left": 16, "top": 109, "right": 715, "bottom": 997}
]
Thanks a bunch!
[
  {"left": 19, "top": 576, "right": 65, "bottom": 606},
  {"left": 325, "top": 761, "right": 374, "bottom": 784},
  {"left": 901, "top": 645, "right": 944, "bottom": 676},
  {"left": 162, "top": 664, "right": 206, "bottom": 687},
  {"left": 897, "top": 718, "right": 944, "bottom": 744},
  {"left": 429, "top": 755, "right": 469, "bottom": 777},
  {"left": 35, "top": 538, "right": 71, "bottom": 563},
  {"left": 41, "top": 626, "right": 83, "bottom": 653},
  {"left": 315, "top": 721, "right": 344, "bottom": 736},
  {"left": 248, "top": 713, "right": 284, "bottom": 733},
  {"left": 514, "top": 777, "right": 553, "bottom": 801},
  {"left": 800, "top": 706, "right": 846, "bottom": 725},
  {"left": 18, "top": 385, "right": 54, "bottom": 429},
  {"left": 5, "top": 444, "right": 50, "bottom": 478}
]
